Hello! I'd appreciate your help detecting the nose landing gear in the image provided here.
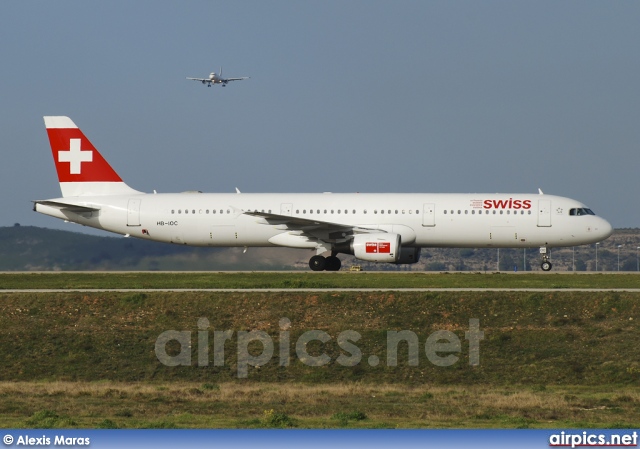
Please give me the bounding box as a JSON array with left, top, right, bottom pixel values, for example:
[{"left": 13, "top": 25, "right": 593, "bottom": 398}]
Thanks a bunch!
[{"left": 540, "top": 247, "right": 553, "bottom": 271}]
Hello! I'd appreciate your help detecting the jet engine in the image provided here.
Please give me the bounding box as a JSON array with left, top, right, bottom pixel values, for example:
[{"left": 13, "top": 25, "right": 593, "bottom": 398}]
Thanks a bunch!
[
  {"left": 351, "top": 233, "right": 400, "bottom": 263},
  {"left": 394, "top": 247, "right": 421, "bottom": 264}
]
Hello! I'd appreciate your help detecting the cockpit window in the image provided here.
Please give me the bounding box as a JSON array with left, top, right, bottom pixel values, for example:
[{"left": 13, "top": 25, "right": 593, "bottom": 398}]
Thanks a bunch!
[{"left": 569, "top": 208, "right": 596, "bottom": 216}]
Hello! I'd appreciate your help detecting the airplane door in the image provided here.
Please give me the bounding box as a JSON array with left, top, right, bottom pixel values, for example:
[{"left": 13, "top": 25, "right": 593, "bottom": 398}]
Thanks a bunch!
[
  {"left": 209, "top": 225, "right": 236, "bottom": 245},
  {"left": 280, "top": 203, "right": 292, "bottom": 216},
  {"left": 422, "top": 203, "right": 435, "bottom": 227},
  {"left": 127, "top": 199, "right": 141, "bottom": 227},
  {"left": 537, "top": 200, "right": 551, "bottom": 227},
  {"left": 490, "top": 226, "right": 517, "bottom": 242}
]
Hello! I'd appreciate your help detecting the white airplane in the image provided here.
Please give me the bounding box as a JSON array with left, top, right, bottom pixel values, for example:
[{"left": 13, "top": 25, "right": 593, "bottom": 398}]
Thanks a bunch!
[
  {"left": 35, "top": 116, "right": 613, "bottom": 271},
  {"left": 186, "top": 67, "right": 249, "bottom": 87}
]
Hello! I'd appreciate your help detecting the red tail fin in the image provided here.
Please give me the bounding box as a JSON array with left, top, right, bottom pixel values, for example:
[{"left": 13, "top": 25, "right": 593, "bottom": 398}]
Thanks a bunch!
[{"left": 44, "top": 117, "right": 140, "bottom": 197}]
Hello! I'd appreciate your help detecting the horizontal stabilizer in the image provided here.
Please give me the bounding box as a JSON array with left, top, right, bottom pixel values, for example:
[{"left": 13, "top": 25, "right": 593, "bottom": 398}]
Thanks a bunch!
[{"left": 33, "top": 200, "right": 100, "bottom": 213}]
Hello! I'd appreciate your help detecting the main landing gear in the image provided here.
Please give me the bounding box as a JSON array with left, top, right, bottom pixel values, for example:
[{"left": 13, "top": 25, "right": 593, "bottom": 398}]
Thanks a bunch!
[
  {"left": 540, "top": 247, "right": 553, "bottom": 271},
  {"left": 309, "top": 255, "right": 342, "bottom": 271}
]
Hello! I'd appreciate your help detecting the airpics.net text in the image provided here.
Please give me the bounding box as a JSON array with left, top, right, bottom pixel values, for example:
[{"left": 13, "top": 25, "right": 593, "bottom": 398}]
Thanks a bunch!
[{"left": 155, "top": 318, "right": 484, "bottom": 378}]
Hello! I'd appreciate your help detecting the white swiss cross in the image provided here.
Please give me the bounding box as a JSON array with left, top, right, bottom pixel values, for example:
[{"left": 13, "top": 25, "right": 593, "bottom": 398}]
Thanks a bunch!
[{"left": 58, "top": 138, "right": 93, "bottom": 174}]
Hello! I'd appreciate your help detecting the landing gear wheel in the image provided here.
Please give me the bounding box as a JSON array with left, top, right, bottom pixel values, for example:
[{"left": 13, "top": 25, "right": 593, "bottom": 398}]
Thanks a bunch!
[
  {"left": 325, "top": 256, "right": 342, "bottom": 271},
  {"left": 541, "top": 261, "right": 552, "bottom": 271},
  {"left": 309, "top": 255, "right": 326, "bottom": 271}
]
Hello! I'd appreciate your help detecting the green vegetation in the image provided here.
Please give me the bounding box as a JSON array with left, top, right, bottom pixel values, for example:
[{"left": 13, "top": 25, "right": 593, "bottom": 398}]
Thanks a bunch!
[
  {"left": 1, "top": 291, "right": 639, "bottom": 385},
  {"left": 1, "top": 271, "right": 639, "bottom": 289},
  {"left": 0, "top": 290, "right": 639, "bottom": 428},
  {"left": 261, "top": 409, "right": 297, "bottom": 428},
  {"left": 332, "top": 411, "right": 368, "bottom": 426}
]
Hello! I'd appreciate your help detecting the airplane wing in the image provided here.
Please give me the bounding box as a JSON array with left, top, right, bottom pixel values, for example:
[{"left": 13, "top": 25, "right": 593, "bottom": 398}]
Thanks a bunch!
[
  {"left": 222, "top": 77, "right": 249, "bottom": 82},
  {"left": 243, "top": 210, "right": 380, "bottom": 242},
  {"left": 186, "top": 77, "right": 210, "bottom": 82}
]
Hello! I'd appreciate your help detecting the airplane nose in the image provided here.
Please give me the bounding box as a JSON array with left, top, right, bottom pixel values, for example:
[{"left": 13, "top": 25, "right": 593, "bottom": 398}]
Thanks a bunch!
[{"left": 597, "top": 218, "right": 613, "bottom": 240}]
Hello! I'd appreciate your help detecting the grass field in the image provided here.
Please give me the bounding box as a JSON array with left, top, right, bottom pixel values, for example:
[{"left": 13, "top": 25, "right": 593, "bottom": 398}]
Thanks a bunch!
[
  {"left": 0, "top": 286, "right": 639, "bottom": 429},
  {"left": 1, "top": 382, "right": 638, "bottom": 429},
  {"left": 1, "top": 271, "right": 639, "bottom": 289}
]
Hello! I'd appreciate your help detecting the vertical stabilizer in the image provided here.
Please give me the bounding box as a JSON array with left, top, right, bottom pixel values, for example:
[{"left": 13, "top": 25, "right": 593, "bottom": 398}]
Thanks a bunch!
[{"left": 44, "top": 116, "right": 142, "bottom": 197}]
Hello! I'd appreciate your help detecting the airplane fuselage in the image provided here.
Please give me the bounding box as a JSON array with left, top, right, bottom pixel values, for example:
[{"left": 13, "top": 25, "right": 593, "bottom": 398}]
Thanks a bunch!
[{"left": 35, "top": 192, "right": 612, "bottom": 249}]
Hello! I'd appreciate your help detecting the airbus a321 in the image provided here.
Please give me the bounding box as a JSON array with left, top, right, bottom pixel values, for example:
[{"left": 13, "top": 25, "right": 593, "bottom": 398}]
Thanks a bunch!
[
  {"left": 186, "top": 67, "right": 249, "bottom": 87},
  {"left": 34, "top": 116, "right": 613, "bottom": 271}
]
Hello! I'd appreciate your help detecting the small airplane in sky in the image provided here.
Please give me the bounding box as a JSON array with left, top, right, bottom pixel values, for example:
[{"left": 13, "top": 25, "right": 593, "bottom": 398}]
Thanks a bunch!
[
  {"left": 34, "top": 116, "right": 613, "bottom": 272},
  {"left": 187, "top": 67, "right": 249, "bottom": 87}
]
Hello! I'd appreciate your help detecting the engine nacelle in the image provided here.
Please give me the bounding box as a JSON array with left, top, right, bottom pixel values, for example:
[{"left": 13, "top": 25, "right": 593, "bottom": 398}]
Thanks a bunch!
[
  {"left": 394, "top": 247, "right": 421, "bottom": 264},
  {"left": 352, "top": 233, "right": 400, "bottom": 263}
]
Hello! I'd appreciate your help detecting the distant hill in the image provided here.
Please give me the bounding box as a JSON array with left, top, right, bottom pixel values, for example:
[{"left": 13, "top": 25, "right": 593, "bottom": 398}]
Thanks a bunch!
[
  {"left": 1, "top": 225, "right": 638, "bottom": 271},
  {"left": 0, "top": 225, "right": 299, "bottom": 271}
]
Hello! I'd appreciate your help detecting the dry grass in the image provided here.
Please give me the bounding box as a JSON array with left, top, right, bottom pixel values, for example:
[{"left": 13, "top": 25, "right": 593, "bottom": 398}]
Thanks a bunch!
[{"left": 0, "top": 381, "right": 638, "bottom": 429}]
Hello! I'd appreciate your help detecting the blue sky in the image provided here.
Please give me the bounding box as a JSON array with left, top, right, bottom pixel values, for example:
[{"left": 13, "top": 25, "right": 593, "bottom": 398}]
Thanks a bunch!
[{"left": 2, "top": 1, "right": 639, "bottom": 231}]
